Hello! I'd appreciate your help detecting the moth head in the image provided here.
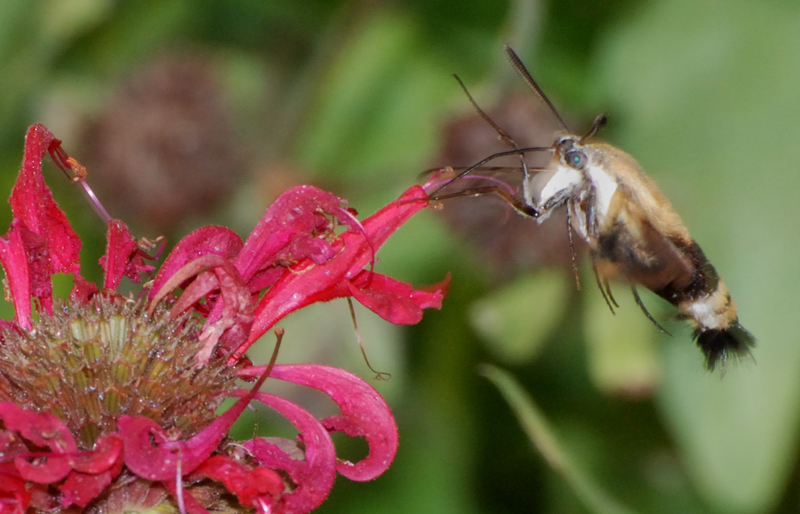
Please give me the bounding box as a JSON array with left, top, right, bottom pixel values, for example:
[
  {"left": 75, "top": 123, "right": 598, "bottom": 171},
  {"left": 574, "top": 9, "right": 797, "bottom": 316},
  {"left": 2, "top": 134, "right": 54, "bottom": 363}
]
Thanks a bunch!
[
  {"left": 551, "top": 112, "right": 608, "bottom": 172},
  {"left": 555, "top": 136, "right": 590, "bottom": 170},
  {"left": 530, "top": 136, "right": 589, "bottom": 213}
]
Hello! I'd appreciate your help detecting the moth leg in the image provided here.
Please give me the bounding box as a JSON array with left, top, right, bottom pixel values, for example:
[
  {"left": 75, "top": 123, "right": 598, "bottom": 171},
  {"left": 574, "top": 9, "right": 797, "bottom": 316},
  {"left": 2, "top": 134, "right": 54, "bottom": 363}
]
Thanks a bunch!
[
  {"left": 591, "top": 256, "right": 616, "bottom": 315},
  {"left": 429, "top": 186, "right": 539, "bottom": 218},
  {"left": 565, "top": 207, "right": 581, "bottom": 290},
  {"left": 603, "top": 277, "right": 619, "bottom": 308},
  {"left": 631, "top": 286, "right": 672, "bottom": 336}
]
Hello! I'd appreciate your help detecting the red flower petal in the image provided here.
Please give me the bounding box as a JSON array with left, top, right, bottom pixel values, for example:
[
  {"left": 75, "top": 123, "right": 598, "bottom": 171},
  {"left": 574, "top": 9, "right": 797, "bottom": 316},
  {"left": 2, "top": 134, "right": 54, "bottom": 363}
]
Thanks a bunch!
[
  {"left": 59, "top": 467, "right": 117, "bottom": 508},
  {"left": 234, "top": 185, "right": 344, "bottom": 283},
  {"left": 238, "top": 391, "right": 337, "bottom": 514},
  {"left": 69, "top": 434, "right": 123, "bottom": 474},
  {"left": 194, "top": 455, "right": 284, "bottom": 510},
  {"left": 240, "top": 364, "right": 399, "bottom": 482},
  {"left": 4, "top": 125, "right": 84, "bottom": 315},
  {"left": 228, "top": 186, "right": 431, "bottom": 363},
  {"left": 149, "top": 253, "right": 253, "bottom": 364},
  {"left": 99, "top": 220, "right": 151, "bottom": 290},
  {"left": 0, "top": 224, "right": 33, "bottom": 330},
  {"left": 119, "top": 372, "right": 269, "bottom": 481},
  {"left": 53, "top": 437, "right": 124, "bottom": 507},
  {"left": 0, "top": 403, "right": 77, "bottom": 484},
  {"left": 149, "top": 225, "right": 243, "bottom": 302},
  {"left": 0, "top": 466, "right": 31, "bottom": 513},
  {"left": 347, "top": 271, "right": 450, "bottom": 325}
]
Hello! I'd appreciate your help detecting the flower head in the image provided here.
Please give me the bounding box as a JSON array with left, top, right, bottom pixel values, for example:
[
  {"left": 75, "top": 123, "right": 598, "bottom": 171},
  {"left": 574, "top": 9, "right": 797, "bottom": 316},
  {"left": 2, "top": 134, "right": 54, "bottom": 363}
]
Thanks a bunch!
[{"left": 0, "top": 124, "right": 448, "bottom": 513}]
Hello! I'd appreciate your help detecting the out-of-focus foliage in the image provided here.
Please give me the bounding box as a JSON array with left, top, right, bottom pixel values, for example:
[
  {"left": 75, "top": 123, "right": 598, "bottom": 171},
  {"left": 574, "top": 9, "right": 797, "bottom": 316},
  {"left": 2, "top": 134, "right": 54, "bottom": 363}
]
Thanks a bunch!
[{"left": 1, "top": 0, "right": 799, "bottom": 513}]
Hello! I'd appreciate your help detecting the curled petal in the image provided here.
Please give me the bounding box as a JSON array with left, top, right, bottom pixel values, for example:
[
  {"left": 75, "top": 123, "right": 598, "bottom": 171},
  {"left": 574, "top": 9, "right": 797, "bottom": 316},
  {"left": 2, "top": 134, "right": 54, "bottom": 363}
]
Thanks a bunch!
[
  {"left": 235, "top": 186, "right": 344, "bottom": 283},
  {"left": 149, "top": 253, "right": 253, "bottom": 364},
  {"left": 237, "top": 391, "right": 337, "bottom": 514},
  {"left": 192, "top": 260, "right": 254, "bottom": 363},
  {"left": 240, "top": 364, "right": 399, "bottom": 482},
  {"left": 149, "top": 225, "right": 243, "bottom": 302},
  {"left": 69, "top": 434, "right": 123, "bottom": 474}
]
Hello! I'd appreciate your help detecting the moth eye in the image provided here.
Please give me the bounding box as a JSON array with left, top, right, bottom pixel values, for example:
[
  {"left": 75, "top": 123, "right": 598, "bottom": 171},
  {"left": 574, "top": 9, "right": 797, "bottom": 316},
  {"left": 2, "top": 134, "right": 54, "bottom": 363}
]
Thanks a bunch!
[{"left": 564, "top": 149, "right": 587, "bottom": 169}]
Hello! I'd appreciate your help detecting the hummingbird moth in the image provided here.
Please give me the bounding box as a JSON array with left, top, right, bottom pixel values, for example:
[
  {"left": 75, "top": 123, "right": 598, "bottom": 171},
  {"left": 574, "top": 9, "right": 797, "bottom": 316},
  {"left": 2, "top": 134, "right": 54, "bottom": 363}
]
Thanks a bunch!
[{"left": 432, "top": 46, "right": 754, "bottom": 370}]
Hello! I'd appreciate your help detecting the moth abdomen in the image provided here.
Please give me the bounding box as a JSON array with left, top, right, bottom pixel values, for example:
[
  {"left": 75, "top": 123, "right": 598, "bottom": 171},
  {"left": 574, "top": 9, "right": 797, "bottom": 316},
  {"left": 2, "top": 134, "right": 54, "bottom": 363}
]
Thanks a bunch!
[{"left": 693, "top": 322, "right": 755, "bottom": 371}]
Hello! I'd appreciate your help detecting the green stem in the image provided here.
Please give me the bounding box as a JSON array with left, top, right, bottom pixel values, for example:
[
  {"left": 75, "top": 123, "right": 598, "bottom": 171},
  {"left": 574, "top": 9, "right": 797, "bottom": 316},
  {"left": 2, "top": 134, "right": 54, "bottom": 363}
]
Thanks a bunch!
[{"left": 480, "top": 364, "right": 639, "bottom": 514}]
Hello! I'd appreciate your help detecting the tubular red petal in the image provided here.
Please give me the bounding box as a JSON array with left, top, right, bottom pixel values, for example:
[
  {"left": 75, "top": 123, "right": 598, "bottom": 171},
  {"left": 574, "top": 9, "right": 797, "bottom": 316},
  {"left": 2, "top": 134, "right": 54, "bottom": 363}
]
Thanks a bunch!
[
  {"left": 338, "top": 185, "right": 430, "bottom": 276},
  {"left": 234, "top": 186, "right": 344, "bottom": 282},
  {"left": 228, "top": 186, "right": 429, "bottom": 363},
  {"left": 271, "top": 365, "right": 398, "bottom": 481},
  {"left": 149, "top": 253, "right": 254, "bottom": 364},
  {"left": 100, "top": 220, "right": 146, "bottom": 290},
  {"left": 347, "top": 271, "right": 450, "bottom": 325},
  {"left": 0, "top": 224, "right": 32, "bottom": 330}
]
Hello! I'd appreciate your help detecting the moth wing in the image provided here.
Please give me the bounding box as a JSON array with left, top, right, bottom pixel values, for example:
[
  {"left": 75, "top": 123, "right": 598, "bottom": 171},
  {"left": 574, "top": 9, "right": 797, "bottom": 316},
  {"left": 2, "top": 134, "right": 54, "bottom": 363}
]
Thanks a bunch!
[{"left": 596, "top": 188, "right": 697, "bottom": 300}]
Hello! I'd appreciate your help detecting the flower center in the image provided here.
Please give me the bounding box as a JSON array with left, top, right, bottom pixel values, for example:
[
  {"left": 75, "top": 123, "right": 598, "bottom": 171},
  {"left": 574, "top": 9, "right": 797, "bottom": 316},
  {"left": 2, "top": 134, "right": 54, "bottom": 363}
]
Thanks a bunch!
[{"left": 0, "top": 295, "right": 238, "bottom": 448}]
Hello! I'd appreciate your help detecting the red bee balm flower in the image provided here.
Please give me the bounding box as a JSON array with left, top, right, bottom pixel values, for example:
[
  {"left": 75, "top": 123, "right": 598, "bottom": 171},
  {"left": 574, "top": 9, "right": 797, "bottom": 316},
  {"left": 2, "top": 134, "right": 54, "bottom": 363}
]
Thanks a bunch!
[{"left": 0, "top": 124, "right": 448, "bottom": 513}]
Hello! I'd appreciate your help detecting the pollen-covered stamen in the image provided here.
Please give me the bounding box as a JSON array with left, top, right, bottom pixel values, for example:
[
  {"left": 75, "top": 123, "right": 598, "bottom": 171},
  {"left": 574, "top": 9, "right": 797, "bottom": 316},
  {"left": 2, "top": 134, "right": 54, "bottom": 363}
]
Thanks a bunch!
[
  {"left": 48, "top": 142, "right": 113, "bottom": 225},
  {"left": 0, "top": 295, "right": 239, "bottom": 449}
]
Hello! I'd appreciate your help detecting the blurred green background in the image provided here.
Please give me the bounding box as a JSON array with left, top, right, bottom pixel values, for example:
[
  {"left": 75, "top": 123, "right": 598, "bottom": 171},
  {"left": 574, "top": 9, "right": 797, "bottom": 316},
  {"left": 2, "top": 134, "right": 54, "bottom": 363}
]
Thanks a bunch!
[{"left": 2, "top": 0, "right": 800, "bottom": 512}]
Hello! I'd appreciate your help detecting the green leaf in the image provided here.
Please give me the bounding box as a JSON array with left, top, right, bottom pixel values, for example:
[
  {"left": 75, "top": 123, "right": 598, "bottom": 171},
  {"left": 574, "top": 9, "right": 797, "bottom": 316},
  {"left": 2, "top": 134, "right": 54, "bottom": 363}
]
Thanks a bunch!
[
  {"left": 469, "top": 269, "right": 571, "bottom": 364},
  {"left": 296, "top": 9, "right": 453, "bottom": 187},
  {"left": 583, "top": 284, "right": 662, "bottom": 397}
]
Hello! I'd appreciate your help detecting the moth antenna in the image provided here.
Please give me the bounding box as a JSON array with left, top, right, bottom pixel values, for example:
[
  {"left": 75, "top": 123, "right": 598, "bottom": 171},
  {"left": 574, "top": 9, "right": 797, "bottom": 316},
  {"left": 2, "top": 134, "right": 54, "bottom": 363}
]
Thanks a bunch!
[
  {"left": 591, "top": 257, "right": 615, "bottom": 314},
  {"left": 631, "top": 286, "right": 672, "bottom": 336},
  {"left": 503, "top": 45, "right": 569, "bottom": 131},
  {"left": 580, "top": 114, "right": 608, "bottom": 142},
  {"left": 453, "top": 74, "right": 520, "bottom": 150},
  {"left": 452, "top": 74, "right": 536, "bottom": 202}
]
